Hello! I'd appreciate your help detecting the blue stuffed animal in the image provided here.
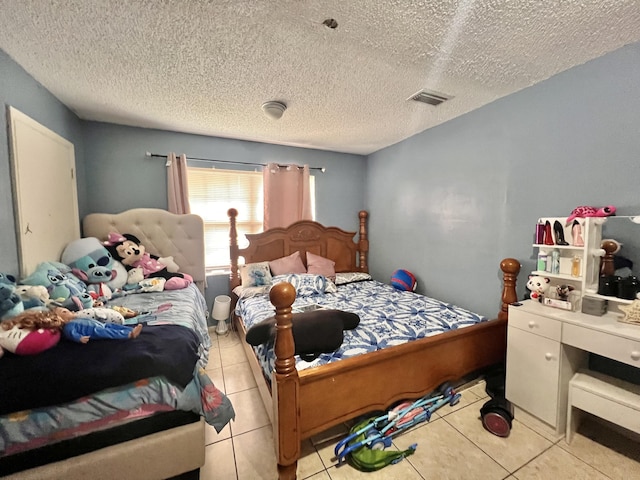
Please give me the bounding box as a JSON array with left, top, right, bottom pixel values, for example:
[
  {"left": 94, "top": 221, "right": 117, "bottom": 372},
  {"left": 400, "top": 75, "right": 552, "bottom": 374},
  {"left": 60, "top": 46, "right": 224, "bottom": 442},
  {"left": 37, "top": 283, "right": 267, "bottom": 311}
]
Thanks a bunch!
[
  {"left": 21, "top": 262, "right": 92, "bottom": 311},
  {"left": 0, "top": 273, "right": 24, "bottom": 320},
  {"left": 61, "top": 237, "right": 116, "bottom": 303}
]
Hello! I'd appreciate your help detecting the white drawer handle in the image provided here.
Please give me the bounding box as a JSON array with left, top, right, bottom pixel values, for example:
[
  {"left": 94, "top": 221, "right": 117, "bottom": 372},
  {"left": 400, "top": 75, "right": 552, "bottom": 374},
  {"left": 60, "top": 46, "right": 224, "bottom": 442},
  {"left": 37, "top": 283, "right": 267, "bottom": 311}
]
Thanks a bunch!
[
  {"left": 545, "top": 353, "right": 553, "bottom": 361},
  {"left": 528, "top": 321, "right": 536, "bottom": 328},
  {"left": 631, "top": 351, "right": 640, "bottom": 361}
]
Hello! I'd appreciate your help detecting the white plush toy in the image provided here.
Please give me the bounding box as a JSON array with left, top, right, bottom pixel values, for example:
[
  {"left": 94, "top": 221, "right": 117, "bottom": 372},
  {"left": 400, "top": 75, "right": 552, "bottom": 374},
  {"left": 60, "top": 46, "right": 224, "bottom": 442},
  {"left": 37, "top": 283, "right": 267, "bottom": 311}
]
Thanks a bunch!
[
  {"left": 15, "top": 284, "right": 50, "bottom": 309},
  {"left": 526, "top": 275, "right": 550, "bottom": 302}
]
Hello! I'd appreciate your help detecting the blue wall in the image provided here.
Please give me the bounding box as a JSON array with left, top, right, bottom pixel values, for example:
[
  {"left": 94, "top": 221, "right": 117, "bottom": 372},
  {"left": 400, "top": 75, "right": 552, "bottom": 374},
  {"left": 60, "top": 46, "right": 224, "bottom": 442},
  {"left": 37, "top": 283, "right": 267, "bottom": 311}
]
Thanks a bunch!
[
  {"left": 0, "top": 49, "right": 86, "bottom": 276},
  {"left": 81, "top": 122, "right": 366, "bottom": 232},
  {"left": 367, "top": 42, "right": 640, "bottom": 318}
]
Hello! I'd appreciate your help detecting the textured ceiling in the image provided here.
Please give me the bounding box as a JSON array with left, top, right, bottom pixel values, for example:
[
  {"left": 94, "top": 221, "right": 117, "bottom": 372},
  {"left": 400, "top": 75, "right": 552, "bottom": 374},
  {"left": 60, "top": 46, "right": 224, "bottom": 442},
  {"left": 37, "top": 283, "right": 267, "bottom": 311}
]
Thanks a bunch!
[{"left": 1, "top": 1, "right": 639, "bottom": 155}]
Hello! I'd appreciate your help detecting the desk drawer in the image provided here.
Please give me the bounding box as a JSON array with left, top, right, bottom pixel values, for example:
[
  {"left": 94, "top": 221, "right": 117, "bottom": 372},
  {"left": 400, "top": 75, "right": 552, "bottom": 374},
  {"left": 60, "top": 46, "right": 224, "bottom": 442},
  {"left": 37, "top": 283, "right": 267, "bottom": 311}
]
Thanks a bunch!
[
  {"left": 563, "top": 323, "right": 640, "bottom": 368},
  {"left": 509, "top": 308, "right": 561, "bottom": 341}
]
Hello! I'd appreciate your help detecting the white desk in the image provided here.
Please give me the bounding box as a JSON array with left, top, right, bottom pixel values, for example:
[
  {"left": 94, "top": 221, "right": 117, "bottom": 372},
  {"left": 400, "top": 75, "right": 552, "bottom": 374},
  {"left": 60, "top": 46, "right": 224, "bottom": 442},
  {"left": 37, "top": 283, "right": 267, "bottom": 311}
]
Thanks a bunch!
[{"left": 505, "top": 300, "right": 640, "bottom": 438}]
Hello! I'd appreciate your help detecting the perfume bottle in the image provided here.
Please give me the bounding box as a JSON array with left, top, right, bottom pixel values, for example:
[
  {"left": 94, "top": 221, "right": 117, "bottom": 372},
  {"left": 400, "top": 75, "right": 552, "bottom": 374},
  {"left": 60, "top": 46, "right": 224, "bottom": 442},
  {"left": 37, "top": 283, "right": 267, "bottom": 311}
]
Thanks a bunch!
[
  {"left": 535, "top": 221, "right": 545, "bottom": 244},
  {"left": 571, "top": 256, "right": 581, "bottom": 277},
  {"left": 537, "top": 250, "right": 548, "bottom": 272},
  {"left": 551, "top": 250, "right": 560, "bottom": 274}
]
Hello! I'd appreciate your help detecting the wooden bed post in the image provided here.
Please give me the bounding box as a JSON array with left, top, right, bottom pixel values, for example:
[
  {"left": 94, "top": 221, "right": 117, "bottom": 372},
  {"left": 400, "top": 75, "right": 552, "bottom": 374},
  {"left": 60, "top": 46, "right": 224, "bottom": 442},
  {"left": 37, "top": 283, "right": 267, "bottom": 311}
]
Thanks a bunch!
[
  {"left": 499, "top": 258, "right": 521, "bottom": 321},
  {"left": 358, "top": 210, "right": 369, "bottom": 272},
  {"left": 270, "top": 282, "right": 300, "bottom": 480},
  {"left": 228, "top": 208, "right": 240, "bottom": 290}
]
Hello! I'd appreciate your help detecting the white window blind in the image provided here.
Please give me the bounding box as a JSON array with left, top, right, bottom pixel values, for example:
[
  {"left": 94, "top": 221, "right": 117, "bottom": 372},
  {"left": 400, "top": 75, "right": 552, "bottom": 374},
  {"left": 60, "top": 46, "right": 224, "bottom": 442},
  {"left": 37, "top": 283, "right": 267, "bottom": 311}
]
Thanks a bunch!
[
  {"left": 187, "top": 168, "right": 264, "bottom": 269},
  {"left": 187, "top": 166, "right": 316, "bottom": 270}
]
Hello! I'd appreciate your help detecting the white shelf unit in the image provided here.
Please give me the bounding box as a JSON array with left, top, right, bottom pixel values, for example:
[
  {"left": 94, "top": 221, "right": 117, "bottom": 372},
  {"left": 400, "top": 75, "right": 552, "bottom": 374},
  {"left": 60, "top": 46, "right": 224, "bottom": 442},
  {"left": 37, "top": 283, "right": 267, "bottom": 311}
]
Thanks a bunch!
[{"left": 532, "top": 216, "right": 605, "bottom": 304}]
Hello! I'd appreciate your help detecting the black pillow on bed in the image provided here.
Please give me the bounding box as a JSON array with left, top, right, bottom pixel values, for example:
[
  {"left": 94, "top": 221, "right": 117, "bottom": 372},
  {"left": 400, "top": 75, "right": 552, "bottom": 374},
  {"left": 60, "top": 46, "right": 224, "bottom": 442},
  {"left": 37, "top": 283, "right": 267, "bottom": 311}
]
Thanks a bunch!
[{"left": 245, "top": 309, "right": 360, "bottom": 361}]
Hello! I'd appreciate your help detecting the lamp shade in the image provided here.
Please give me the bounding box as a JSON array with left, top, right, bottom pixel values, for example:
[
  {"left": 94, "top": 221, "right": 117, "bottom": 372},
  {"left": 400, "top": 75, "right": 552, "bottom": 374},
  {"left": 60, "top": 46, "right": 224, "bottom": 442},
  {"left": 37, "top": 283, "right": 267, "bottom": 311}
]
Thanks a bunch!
[
  {"left": 212, "top": 295, "right": 231, "bottom": 320},
  {"left": 212, "top": 295, "right": 231, "bottom": 335}
]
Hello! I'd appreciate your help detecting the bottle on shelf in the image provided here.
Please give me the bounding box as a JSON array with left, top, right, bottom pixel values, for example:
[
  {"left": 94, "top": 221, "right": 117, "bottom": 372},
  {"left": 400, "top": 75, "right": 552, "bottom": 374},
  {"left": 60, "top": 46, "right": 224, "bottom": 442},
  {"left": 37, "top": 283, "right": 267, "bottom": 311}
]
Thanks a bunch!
[
  {"left": 571, "top": 255, "right": 581, "bottom": 277},
  {"left": 537, "top": 250, "right": 548, "bottom": 272},
  {"left": 551, "top": 250, "right": 560, "bottom": 274},
  {"left": 535, "top": 220, "right": 545, "bottom": 244}
]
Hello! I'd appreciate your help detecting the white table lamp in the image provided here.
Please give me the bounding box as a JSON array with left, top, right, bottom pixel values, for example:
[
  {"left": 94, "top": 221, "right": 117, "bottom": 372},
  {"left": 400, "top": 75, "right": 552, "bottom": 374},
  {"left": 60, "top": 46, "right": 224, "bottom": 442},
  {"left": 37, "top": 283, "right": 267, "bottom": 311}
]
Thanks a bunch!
[{"left": 212, "top": 295, "right": 231, "bottom": 335}]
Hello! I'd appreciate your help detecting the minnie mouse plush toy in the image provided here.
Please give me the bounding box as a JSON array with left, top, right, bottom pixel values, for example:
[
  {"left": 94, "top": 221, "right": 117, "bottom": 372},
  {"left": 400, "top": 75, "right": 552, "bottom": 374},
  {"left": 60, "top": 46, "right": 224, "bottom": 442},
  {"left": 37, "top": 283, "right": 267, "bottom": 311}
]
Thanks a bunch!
[{"left": 103, "top": 233, "right": 192, "bottom": 290}]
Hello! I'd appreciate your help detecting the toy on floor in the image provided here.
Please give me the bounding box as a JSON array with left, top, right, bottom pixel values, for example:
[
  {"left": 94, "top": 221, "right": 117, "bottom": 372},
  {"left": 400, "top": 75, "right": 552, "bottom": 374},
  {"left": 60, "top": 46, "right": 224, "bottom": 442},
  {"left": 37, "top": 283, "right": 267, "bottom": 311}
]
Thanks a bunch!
[
  {"left": 334, "top": 383, "right": 460, "bottom": 471},
  {"left": 480, "top": 366, "right": 514, "bottom": 438}
]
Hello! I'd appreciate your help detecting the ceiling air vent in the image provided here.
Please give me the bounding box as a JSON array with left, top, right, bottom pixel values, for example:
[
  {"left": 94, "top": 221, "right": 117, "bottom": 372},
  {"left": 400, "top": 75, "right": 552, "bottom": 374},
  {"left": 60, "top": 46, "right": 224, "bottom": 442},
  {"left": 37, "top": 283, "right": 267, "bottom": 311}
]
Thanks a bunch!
[{"left": 409, "top": 89, "right": 452, "bottom": 106}]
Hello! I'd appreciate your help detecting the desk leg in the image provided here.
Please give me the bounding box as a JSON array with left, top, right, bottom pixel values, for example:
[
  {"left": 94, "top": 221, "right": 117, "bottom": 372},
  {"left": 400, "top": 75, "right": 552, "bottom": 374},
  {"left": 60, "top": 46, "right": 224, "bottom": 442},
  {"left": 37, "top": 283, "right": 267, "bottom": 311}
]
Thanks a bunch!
[{"left": 559, "top": 344, "right": 589, "bottom": 437}]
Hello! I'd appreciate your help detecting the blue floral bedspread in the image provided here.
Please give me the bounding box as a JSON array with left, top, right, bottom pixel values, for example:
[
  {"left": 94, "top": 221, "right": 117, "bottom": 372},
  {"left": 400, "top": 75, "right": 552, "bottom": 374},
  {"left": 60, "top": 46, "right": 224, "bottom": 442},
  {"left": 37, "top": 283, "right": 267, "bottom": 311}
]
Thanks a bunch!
[
  {"left": 0, "top": 284, "right": 234, "bottom": 456},
  {"left": 236, "top": 279, "right": 488, "bottom": 375}
]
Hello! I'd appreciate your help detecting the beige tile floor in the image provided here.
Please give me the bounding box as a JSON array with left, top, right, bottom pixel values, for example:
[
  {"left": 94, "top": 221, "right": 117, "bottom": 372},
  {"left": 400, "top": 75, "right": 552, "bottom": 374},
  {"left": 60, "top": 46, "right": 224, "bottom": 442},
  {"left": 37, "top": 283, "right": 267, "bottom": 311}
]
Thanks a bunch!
[{"left": 202, "top": 329, "right": 640, "bottom": 480}]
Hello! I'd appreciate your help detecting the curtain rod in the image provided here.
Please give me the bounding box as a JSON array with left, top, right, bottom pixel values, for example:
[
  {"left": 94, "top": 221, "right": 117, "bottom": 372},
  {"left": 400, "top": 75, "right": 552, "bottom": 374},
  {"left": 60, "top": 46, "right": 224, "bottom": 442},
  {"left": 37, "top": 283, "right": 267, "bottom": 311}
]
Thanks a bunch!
[{"left": 145, "top": 152, "right": 326, "bottom": 173}]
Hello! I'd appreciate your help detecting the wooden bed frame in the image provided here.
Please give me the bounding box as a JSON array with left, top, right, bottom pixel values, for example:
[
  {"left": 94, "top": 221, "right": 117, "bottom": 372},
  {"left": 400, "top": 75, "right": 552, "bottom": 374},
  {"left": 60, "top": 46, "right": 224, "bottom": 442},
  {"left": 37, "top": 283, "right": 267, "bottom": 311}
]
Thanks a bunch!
[{"left": 228, "top": 209, "right": 520, "bottom": 480}]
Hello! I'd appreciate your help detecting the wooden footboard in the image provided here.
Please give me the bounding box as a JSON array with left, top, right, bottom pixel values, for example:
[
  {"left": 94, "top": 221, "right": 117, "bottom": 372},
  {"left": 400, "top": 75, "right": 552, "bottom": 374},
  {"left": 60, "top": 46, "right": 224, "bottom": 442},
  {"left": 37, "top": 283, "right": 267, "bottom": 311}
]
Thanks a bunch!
[{"left": 263, "top": 258, "right": 521, "bottom": 480}]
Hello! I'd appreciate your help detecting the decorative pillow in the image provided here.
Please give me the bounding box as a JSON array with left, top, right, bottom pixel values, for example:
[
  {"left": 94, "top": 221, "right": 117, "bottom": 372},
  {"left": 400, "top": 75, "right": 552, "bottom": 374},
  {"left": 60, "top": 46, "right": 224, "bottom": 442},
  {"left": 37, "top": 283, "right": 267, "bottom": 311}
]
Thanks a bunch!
[
  {"left": 306, "top": 252, "right": 336, "bottom": 278},
  {"left": 333, "top": 271, "right": 372, "bottom": 286},
  {"left": 272, "top": 273, "right": 337, "bottom": 297},
  {"left": 232, "top": 284, "right": 271, "bottom": 299},
  {"left": 269, "top": 251, "right": 307, "bottom": 276},
  {"left": 240, "top": 262, "right": 273, "bottom": 287}
]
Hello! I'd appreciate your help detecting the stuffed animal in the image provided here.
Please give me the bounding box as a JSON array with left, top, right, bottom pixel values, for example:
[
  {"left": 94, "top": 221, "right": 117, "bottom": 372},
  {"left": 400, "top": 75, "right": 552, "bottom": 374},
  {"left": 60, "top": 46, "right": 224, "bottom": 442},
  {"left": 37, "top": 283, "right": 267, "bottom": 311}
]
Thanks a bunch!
[
  {"left": 566, "top": 205, "right": 616, "bottom": 225},
  {"left": 21, "top": 262, "right": 92, "bottom": 311},
  {"left": 0, "top": 309, "right": 62, "bottom": 357},
  {"left": 61, "top": 237, "right": 116, "bottom": 304},
  {"left": 526, "top": 275, "right": 551, "bottom": 302},
  {"left": 14, "top": 284, "right": 50, "bottom": 310},
  {"left": 107, "top": 260, "right": 129, "bottom": 291},
  {"left": 103, "top": 232, "right": 193, "bottom": 290},
  {"left": 0, "top": 273, "right": 24, "bottom": 320}
]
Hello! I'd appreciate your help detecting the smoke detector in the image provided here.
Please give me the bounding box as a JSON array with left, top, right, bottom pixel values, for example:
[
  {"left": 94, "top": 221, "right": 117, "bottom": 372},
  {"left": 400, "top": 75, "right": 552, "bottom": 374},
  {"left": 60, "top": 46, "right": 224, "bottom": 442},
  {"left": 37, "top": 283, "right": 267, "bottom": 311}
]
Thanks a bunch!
[
  {"left": 262, "top": 101, "right": 287, "bottom": 120},
  {"left": 409, "top": 89, "right": 452, "bottom": 106}
]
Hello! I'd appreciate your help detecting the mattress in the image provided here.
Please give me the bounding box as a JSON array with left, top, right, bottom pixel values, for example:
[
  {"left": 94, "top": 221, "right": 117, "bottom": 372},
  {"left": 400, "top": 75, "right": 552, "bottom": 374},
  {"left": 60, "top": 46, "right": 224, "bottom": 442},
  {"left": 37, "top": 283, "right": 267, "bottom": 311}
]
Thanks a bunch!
[{"left": 236, "top": 279, "right": 488, "bottom": 375}]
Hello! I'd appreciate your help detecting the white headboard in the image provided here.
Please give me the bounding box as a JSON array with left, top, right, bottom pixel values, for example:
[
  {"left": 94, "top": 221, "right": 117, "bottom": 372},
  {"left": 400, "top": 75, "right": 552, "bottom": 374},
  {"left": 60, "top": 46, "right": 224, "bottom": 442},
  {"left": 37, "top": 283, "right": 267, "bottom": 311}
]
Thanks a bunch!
[{"left": 82, "top": 209, "right": 206, "bottom": 293}]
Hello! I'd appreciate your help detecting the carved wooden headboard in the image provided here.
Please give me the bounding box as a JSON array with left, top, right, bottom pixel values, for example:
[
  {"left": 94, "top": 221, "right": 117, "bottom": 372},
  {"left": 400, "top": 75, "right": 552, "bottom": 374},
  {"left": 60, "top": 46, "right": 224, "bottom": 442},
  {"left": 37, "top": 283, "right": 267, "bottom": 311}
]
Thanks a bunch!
[{"left": 228, "top": 209, "right": 369, "bottom": 289}]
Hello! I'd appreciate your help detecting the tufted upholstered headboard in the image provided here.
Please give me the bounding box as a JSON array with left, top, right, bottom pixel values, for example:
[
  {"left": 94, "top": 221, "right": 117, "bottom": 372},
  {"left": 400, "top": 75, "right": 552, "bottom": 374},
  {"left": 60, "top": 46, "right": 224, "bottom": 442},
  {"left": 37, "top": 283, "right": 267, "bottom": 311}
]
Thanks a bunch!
[{"left": 82, "top": 209, "right": 206, "bottom": 293}]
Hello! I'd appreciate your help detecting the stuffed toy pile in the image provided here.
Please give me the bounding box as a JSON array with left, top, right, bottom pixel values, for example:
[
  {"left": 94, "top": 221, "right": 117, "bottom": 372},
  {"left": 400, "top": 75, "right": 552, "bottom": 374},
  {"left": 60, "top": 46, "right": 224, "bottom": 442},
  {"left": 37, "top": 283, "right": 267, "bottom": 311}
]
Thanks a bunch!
[
  {"left": 103, "top": 232, "right": 192, "bottom": 291},
  {"left": 0, "top": 230, "right": 191, "bottom": 358}
]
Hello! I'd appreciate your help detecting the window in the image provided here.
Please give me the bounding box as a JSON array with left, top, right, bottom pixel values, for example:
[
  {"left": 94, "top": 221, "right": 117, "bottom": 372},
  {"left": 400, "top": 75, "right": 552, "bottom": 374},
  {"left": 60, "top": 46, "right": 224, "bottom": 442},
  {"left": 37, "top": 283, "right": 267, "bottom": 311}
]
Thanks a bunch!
[{"left": 187, "top": 167, "right": 315, "bottom": 269}]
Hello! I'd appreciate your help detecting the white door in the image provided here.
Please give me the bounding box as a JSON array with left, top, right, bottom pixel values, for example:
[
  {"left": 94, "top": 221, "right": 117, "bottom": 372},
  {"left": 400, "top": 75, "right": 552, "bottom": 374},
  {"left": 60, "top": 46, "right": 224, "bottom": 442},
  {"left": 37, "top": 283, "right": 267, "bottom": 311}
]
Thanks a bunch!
[{"left": 8, "top": 106, "right": 79, "bottom": 277}]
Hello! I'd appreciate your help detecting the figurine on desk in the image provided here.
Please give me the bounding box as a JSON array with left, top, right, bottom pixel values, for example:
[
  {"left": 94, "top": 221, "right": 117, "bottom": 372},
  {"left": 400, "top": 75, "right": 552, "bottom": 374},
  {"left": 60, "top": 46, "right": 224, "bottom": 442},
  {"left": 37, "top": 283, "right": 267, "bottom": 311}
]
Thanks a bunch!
[{"left": 556, "top": 284, "right": 574, "bottom": 301}]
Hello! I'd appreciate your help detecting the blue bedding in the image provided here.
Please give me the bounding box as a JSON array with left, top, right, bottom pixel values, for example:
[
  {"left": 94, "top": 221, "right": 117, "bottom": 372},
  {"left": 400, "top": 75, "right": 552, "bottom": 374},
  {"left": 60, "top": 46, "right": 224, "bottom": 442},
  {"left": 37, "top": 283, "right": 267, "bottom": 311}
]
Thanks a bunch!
[{"left": 236, "top": 279, "right": 488, "bottom": 375}]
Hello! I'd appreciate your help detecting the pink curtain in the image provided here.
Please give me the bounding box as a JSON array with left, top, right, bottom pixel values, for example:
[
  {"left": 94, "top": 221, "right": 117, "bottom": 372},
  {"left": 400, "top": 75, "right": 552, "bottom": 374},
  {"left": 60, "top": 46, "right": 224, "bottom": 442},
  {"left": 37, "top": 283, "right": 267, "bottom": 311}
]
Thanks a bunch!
[
  {"left": 167, "top": 153, "right": 191, "bottom": 214},
  {"left": 263, "top": 163, "right": 312, "bottom": 230}
]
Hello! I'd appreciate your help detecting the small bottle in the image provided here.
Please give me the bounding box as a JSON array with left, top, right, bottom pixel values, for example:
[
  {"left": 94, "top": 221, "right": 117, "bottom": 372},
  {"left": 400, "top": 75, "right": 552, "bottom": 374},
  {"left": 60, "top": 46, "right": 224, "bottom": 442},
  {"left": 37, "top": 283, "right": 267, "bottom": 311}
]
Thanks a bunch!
[
  {"left": 535, "top": 221, "right": 545, "bottom": 244},
  {"left": 537, "top": 250, "right": 548, "bottom": 272},
  {"left": 571, "top": 255, "right": 581, "bottom": 277},
  {"left": 551, "top": 250, "right": 560, "bottom": 274}
]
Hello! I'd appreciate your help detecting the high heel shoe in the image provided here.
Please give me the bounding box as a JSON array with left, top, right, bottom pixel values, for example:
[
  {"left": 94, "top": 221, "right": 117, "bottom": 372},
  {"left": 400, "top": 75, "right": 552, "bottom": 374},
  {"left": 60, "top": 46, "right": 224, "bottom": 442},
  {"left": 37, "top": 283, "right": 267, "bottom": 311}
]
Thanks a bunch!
[
  {"left": 543, "top": 221, "right": 555, "bottom": 245},
  {"left": 553, "top": 220, "right": 569, "bottom": 245},
  {"left": 572, "top": 220, "right": 584, "bottom": 247}
]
